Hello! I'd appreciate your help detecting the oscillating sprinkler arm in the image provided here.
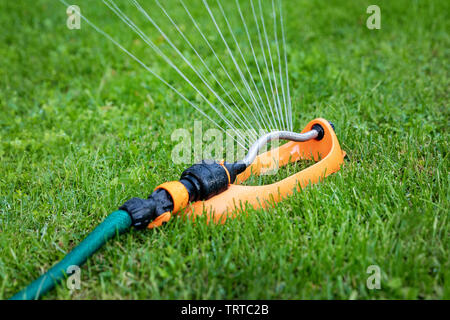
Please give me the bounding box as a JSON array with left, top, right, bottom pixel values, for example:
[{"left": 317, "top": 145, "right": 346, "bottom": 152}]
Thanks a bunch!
[{"left": 242, "top": 124, "right": 327, "bottom": 166}]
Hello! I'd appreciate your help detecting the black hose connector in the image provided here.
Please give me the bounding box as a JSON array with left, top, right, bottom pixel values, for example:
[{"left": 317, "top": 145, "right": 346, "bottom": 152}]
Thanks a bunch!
[
  {"left": 120, "top": 198, "right": 155, "bottom": 229},
  {"left": 180, "top": 161, "right": 228, "bottom": 201},
  {"left": 122, "top": 160, "right": 246, "bottom": 228},
  {"left": 120, "top": 189, "right": 173, "bottom": 229},
  {"left": 180, "top": 160, "right": 246, "bottom": 202}
]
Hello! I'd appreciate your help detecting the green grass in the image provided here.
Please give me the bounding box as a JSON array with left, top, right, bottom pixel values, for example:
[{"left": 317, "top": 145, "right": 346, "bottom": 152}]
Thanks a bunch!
[{"left": 0, "top": 0, "right": 448, "bottom": 299}]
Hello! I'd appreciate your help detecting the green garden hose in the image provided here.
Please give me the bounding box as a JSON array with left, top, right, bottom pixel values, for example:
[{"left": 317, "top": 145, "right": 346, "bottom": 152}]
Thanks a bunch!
[{"left": 11, "top": 210, "right": 132, "bottom": 300}]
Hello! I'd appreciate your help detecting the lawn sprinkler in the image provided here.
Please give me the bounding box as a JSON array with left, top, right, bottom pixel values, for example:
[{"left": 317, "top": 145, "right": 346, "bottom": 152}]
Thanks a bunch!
[{"left": 11, "top": 118, "right": 345, "bottom": 299}]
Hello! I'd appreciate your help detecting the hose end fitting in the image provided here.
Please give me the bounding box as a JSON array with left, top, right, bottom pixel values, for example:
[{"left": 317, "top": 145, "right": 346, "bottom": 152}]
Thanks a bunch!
[
  {"left": 119, "top": 198, "right": 156, "bottom": 229},
  {"left": 120, "top": 189, "right": 173, "bottom": 229}
]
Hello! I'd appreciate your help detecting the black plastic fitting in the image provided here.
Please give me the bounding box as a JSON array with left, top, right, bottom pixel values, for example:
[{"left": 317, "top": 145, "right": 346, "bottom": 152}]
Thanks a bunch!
[
  {"left": 312, "top": 124, "right": 325, "bottom": 140},
  {"left": 223, "top": 161, "right": 247, "bottom": 183},
  {"left": 180, "top": 161, "right": 228, "bottom": 201},
  {"left": 312, "top": 121, "right": 336, "bottom": 141},
  {"left": 121, "top": 160, "right": 246, "bottom": 228},
  {"left": 180, "top": 160, "right": 247, "bottom": 202},
  {"left": 120, "top": 188, "right": 173, "bottom": 229}
]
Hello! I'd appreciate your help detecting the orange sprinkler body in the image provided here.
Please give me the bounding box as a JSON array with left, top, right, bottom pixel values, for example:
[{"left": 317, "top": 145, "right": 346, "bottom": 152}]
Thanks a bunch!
[
  {"left": 129, "top": 118, "right": 345, "bottom": 228},
  {"left": 187, "top": 118, "right": 345, "bottom": 223}
]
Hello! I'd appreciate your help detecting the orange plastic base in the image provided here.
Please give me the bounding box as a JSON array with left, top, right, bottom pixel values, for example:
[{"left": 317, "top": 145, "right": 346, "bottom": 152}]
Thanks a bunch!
[{"left": 185, "top": 118, "right": 346, "bottom": 224}]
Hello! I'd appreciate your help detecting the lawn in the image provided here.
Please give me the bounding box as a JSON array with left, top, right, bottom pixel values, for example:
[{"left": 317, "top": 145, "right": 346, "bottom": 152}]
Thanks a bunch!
[{"left": 0, "top": 0, "right": 448, "bottom": 299}]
